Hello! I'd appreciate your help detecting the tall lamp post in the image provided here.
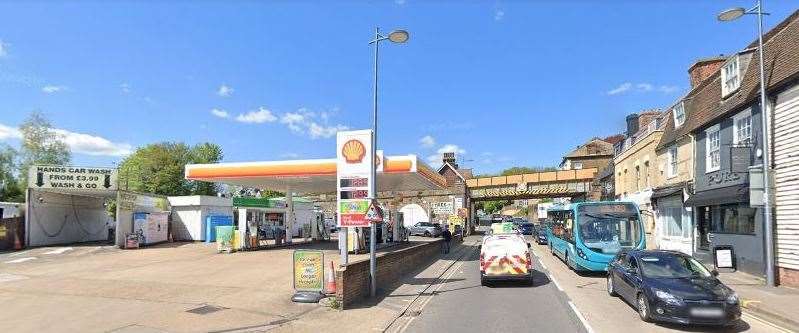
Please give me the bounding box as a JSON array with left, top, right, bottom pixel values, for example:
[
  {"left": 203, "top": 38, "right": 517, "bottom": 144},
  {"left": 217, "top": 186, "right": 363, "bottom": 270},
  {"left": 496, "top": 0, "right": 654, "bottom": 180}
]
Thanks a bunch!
[
  {"left": 718, "top": 0, "right": 775, "bottom": 287},
  {"left": 368, "top": 28, "right": 409, "bottom": 297}
]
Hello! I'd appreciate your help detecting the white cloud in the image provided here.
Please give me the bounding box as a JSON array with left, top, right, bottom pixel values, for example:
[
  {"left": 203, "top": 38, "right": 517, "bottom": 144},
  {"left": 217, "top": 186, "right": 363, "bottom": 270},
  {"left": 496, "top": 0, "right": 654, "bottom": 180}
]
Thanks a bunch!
[
  {"left": 658, "top": 85, "right": 680, "bottom": 93},
  {"left": 309, "top": 123, "right": 348, "bottom": 139},
  {"left": 0, "top": 39, "right": 7, "bottom": 57},
  {"left": 437, "top": 144, "right": 466, "bottom": 155},
  {"left": 120, "top": 83, "right": 131, "bottom": 94},
  {"left": 607, "top": 82, "right": 633, "bottom": 95},
  {"left": 210, "top": 108, "right": 229, "bottom": 118},
  {"left": 494, "top": 9, "right": 505, "bottom": 21},
  {"left": 0, "top": 122, "right": 131, "bottom": 157},
  {"left": 281, "top": 152, "right": 300, "bottom": 159},
  {"left": 52, "top": 128, "right": 133, "bottom": 156},
  {"left": 236, "top": 107, "right": 277, "bottom": 124},
  {"left": 42, "top": 85, "right": 67, "bottom": 94},
  {"left": 217, "top": 84, "right": 234, "bottom": 97},
  {"left": 0, "top": 123, "right": 21, "bottom": 140},
  {"left": 636, "top": 83, "right": 653, "bottom": 92},
  {"left": 419, "top": 135, "right": 435, "bottom": 148},
  {"left": 281, "top": 112, "right": 307, "bottom": 133}
]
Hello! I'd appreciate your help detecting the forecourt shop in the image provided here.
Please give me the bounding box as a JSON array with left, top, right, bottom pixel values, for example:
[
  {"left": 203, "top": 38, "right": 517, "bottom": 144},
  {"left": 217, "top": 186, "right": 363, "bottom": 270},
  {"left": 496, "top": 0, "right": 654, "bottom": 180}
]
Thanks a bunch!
[{"left": 185, "top": 129, "right": 447, "bottom": 261}]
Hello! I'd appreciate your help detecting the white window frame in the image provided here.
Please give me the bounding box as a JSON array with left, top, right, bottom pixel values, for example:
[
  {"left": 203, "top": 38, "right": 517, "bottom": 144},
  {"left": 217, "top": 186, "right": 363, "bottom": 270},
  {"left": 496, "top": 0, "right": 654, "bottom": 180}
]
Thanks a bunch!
[
  {"left": 673, "top": 102, "right": 686, "bottom": 127},
  {"left": 706, "top": 124, "right": 721, "bottom": 173},
  {"left": 667, "top": 145, "right": 678, "bottom": 178},
  {"left": 733, "top": 108, "right": 753, "bottom": 146},
  {"left": 721, "top": 55, "right": 741, "bottom": 97},
  {"left": 573, "top": 162, "right": 583, "bottom": 170}
]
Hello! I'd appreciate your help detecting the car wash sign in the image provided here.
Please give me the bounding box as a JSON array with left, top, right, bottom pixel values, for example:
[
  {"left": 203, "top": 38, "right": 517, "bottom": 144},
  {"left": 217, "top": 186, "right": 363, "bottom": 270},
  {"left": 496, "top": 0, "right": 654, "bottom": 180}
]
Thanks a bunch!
[
  {"left": 336, "top": 130, "right": 373, "bottom": 227},
  {"left": 28, "top": 165, "right": 118, "bottom": 191}
]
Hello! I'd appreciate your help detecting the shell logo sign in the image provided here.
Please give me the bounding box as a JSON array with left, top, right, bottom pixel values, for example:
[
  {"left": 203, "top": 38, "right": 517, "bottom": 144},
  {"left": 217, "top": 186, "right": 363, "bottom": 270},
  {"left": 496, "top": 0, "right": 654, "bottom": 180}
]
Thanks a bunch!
[{"left": 341, "top": 139, "right": 366, "bottom": 164}]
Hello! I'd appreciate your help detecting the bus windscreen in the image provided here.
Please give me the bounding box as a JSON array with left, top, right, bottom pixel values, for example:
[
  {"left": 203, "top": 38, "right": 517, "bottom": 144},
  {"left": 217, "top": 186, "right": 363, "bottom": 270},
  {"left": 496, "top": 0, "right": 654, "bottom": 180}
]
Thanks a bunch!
[{"left": 577, "top": 204, "right": 641, "bottom": 254}]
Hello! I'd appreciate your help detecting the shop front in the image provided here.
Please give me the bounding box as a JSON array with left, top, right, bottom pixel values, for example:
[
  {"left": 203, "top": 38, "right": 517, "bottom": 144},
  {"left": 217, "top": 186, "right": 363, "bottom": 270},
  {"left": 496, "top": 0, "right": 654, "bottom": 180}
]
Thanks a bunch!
[{"left": 652, "top": 183, "right": 693, "bottom": 255}]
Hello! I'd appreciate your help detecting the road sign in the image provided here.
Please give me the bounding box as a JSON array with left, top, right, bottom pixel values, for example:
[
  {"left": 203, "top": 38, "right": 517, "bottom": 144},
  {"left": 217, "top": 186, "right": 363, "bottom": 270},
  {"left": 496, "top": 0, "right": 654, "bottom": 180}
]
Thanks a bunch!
[
  {"left": 365, "top": 200, "right": 383, "bottom": 222},
  {"left": 28, "top": 165, "right": 117, "bottom": 191}
]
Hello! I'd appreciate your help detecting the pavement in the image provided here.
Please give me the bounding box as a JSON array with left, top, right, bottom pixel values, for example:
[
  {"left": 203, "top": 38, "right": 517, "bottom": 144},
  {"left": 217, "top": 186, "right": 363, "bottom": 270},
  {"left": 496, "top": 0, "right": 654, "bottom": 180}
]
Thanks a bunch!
[{"left": 718, "top": 271, "right": 799, "bottom": 333}]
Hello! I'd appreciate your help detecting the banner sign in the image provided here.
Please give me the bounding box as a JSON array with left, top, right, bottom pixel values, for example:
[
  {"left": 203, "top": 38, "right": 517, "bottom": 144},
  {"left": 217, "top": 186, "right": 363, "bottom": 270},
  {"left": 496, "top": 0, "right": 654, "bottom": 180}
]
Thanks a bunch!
[
  {"left": 293, "top": 250, "right": 324, "bottom": 292},
  {"left": 29, "top": 165, "right": 117, "bottom": 191},
  {"left": 336, "top": 130, "right": 374, "bottom": 227},
  {"left": 431, "top": 202, "right": 454, "bottom": 215}
]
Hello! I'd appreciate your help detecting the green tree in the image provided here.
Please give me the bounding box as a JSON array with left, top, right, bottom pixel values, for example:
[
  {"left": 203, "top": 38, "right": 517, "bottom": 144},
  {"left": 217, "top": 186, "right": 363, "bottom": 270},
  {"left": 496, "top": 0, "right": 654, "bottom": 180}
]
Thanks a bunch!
[
  {"left": 0, "top": 144, "right": 23, "bottom": 202},
  {"left": 118, "top": 142, "right": 223, "bottom": 196},
  {"left": 500, "top": 166, "right": 558, "bottom": 176},
  {"left": 18, "top": 112, "right": 71, "bottom": 185},
  {"left": 482, "top": 200, "right": 511, "bottom": 214}
]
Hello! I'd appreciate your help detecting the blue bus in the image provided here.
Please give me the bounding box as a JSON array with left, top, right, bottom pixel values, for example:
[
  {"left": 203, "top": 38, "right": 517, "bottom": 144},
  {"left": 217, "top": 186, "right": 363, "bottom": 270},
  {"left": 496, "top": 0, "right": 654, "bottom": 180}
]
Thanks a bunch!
[{"left": 545, "top": 202, "right": 646, "bottom": 272}]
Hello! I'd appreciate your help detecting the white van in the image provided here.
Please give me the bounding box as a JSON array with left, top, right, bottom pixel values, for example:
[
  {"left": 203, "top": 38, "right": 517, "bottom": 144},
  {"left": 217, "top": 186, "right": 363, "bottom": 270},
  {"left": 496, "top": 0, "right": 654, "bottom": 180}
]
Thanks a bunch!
[{"left": 479, "top": 233, "right": 534, "bottom": 286}]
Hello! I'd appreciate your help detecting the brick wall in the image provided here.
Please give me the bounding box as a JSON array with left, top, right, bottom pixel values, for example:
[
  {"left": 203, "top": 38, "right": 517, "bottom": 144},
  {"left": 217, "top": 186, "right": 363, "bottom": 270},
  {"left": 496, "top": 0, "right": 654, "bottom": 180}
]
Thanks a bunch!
[
  {"left": 779, "top": 267, "right": 799, "bottom": 287},
  {"left": 335, "top": 239, "right": 443, "bottom": 309}
]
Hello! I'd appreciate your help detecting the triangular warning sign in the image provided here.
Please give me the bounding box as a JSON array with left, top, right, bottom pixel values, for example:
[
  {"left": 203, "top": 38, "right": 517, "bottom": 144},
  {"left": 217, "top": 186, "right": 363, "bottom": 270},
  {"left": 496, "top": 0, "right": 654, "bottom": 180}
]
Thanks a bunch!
[{"left": 365, "top": 200, "right": 384, "bottom": 222}]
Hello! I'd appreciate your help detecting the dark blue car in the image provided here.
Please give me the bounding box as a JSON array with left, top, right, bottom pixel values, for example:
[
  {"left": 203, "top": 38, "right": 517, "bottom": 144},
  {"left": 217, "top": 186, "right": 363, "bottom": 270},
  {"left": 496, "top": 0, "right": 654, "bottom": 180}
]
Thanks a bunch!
[
  {"left": 607, "top": 250, "right": 740, "bottom": 326},
  {"left": 519, "top": 223, "right": 535, "bottom": 235}
]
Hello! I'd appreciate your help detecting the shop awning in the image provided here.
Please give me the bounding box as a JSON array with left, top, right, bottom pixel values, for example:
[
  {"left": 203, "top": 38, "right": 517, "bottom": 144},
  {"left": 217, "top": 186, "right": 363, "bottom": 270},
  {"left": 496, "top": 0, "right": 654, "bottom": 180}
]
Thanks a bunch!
[
  {"left": 651, "top": 183, "right": 684, "bottom": 200},
  {"left": 684, "top": 184, "right": 749, "bottom": 207},
  {"left": 185, "top": 154, "right": 447, "bottom": 194}
]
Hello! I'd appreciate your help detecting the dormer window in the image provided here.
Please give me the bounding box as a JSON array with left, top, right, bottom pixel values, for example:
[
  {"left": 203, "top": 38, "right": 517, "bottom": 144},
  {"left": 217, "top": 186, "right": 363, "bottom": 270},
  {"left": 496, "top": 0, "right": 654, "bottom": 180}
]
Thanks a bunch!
[
  {"left": 673, "top": 102, "right": 685, "bottom": 127},
  {"left": 721, "top": 55, "right": 741, "bottom": 97}
]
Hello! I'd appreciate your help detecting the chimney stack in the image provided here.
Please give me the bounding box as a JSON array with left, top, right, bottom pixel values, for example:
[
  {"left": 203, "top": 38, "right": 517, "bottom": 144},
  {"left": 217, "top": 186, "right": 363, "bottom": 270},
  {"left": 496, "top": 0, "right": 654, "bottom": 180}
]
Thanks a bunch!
[
  {"left": 625, "top": 114, "right": 640, "bottom": 136},
  {"left": 442, "top": 152, "right": 457, "bottom": 169},
  {"left": 688, "top": 56, "right": 726, "bottom": 88}
]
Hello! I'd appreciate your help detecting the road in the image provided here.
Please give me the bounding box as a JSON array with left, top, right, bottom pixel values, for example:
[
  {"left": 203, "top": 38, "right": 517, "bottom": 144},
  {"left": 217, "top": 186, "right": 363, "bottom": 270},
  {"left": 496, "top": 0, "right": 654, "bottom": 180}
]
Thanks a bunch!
[
  {"left": 399, "top": 235, "right": 588, "bottom": 333},
  {"left": 394, "top": 235, "right": 792, "bottom": 333}
]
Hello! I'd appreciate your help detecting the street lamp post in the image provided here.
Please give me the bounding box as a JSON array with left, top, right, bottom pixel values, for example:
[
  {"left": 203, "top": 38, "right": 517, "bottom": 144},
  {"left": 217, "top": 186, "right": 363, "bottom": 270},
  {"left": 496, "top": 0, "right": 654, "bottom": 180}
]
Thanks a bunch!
[
  {"left": 368, "top": 27, "right": 409, "bottom": 297},
  {"left": 718, "top": 0, "right": 775, "bottom": 287}
]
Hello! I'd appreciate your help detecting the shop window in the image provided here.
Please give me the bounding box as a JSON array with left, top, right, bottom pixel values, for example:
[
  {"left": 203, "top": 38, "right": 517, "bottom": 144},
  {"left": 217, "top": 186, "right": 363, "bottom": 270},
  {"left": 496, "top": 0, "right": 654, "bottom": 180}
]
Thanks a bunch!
[
  {"left": 712, "top": 204, "right": 756, "bottom": 235},
  {"left": 663, "top": 207, "right": 684, "bottom": 237}
]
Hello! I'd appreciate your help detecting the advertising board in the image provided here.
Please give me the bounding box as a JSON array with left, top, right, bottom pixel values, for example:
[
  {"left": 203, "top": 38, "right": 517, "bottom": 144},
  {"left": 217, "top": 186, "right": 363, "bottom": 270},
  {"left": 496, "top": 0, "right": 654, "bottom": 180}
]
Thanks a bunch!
[
  {"left": 28, "top": 165, "right": 117, "bottom": 191},
  {"left": 293, "top": 250, "right": 324, "bottom": 292}
]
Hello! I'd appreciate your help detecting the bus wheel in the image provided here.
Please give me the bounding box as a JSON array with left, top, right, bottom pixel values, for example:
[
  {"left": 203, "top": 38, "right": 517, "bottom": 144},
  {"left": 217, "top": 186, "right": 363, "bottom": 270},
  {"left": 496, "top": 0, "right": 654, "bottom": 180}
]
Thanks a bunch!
[{"left": 565, "top": 253, "right": 574, "bottom": 271}]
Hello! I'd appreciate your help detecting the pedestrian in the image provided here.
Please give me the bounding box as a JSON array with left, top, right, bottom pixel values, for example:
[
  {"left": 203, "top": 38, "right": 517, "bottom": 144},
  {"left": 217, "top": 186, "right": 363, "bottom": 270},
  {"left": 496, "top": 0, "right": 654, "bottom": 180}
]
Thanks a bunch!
[{"left": 441, "top": 224, "right": 452, "bottom": 254}]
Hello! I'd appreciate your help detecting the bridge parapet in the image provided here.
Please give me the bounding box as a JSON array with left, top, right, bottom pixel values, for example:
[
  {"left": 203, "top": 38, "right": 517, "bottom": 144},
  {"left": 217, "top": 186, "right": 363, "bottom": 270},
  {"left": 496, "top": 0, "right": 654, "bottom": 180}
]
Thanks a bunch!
[{"left": 465, "top": 168, "right": 598, "bottom": 189}]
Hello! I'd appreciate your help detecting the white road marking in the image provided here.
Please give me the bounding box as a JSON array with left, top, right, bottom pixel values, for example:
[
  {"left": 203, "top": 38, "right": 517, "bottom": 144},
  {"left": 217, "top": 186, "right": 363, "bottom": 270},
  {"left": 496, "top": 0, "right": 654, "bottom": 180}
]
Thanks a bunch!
[
  {"left": 9, "top": 249, "right": 33, "bottom": 257},
  {"left": 538, "top": 261, "right": 548, "bottom": 271},
  {"left": 0, "top": 273, "right": 28, "bottom": 283},
  {"left": 549, "top": 274, "right": 563, "bottom": 291},
  {"left": 43, "top": 247, "right": 73, "bottom": 255},
  {"left": 4, "top": 257, "right": 36, "bottom": 264},
  {"left": 568, "top": 301, "right": 595, "bottom": 333}
]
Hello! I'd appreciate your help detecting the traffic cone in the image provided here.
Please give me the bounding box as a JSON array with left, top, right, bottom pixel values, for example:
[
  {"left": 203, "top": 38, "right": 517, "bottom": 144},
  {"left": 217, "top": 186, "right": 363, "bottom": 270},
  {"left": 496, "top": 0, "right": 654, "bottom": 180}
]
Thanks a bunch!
[
  {"left": 326, "top": 261, "right": 337, "bottom": 294},
  {"left": 13, "top": 230, "right": 22, "bottom": 250}
]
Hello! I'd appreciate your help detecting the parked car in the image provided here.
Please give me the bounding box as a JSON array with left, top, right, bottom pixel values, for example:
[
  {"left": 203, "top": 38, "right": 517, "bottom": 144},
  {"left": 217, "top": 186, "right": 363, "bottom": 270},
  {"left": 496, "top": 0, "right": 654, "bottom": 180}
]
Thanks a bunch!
[
  {"left": 408, "top": 222, "right": 442, "bottom": 237},
  {"left": 519, "top": 223, "right": 535, "bottom": 235},
  {"left": 533, "top": 225, "right": 548, "bottom": 245},
  {"left": 512, "top": 217, "right": 526, "bottom": 225},
  {"left": 479, "top": 233, "right": 534, "bottom": 286},
  {"left": 606, "top": 250, "right": 741, "bottom": 326}
]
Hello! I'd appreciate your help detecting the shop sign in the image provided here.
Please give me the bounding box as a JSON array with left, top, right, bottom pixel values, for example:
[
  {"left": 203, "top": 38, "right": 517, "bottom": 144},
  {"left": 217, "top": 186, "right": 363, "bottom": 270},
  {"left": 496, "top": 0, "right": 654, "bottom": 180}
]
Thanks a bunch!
[
  {"left": 336, "top": 130, "right": 373, "bottom": 227},
  {"left": 706, "top": 170, "right": 742, "bottom": 187},
  {"left": 28, "top": 165, "right": 117, "bottom": 191},
  {"left": 431, "top": 201, "right": 454, "bottom": 215},
  {"left": 293, "top": 250, "right": 324, "bottom": 292}
]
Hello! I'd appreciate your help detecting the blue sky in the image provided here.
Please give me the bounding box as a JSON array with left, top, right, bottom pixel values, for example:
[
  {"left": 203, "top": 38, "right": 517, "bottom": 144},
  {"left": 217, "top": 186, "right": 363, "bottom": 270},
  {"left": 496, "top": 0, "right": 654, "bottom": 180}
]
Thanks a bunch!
[{"left": 0, "top": 1, "right": 796, "bottom": 175}]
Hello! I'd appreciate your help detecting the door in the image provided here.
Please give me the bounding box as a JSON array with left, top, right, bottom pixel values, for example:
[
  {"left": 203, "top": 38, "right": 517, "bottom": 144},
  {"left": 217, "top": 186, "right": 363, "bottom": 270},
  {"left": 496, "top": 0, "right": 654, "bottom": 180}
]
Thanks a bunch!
[
  {"left": 619, "top": 256, "right": 641, "bottom": 301},
  {"left": 696, "top": 206, "right": 712, "bottom": 251}
]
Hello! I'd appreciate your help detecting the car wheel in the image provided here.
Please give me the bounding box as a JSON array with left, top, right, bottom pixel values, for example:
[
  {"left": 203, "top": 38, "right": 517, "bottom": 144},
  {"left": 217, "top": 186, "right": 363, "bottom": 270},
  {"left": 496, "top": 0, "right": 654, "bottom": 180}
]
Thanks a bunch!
[
  {"left": 637, "top": 293, "right": 652, "bottom": 322},
  {"left": 480, "top": 275, "right": 488, "bottom": 287},
  {"left": 607, "top": 274, "right": 618, "bottom": 297}
]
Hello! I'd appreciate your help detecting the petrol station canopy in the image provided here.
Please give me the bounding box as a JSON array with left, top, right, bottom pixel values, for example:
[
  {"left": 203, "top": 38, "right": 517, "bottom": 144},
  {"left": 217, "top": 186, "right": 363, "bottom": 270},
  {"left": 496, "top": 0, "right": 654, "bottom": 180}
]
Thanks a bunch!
[{"left": 185, "top": 154, "right": 447, "bottom": 194}]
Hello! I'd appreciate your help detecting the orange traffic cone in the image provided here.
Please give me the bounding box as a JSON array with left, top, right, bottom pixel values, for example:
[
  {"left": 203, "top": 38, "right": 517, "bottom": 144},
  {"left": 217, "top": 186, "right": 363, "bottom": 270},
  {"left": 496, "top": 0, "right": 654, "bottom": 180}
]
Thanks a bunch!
[
  {"left": 13, "top": 230, "right": 22, "bottom": 250},
  {"left": 326, "top": 261, "right": 337, "bottom": 294}
]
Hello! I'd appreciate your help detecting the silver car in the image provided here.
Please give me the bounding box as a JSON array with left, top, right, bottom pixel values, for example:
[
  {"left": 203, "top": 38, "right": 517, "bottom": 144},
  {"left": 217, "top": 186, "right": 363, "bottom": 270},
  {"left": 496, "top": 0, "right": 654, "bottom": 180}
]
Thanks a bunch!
[{"left": 408, "top": 222, "right": 442, "bottom": 237}]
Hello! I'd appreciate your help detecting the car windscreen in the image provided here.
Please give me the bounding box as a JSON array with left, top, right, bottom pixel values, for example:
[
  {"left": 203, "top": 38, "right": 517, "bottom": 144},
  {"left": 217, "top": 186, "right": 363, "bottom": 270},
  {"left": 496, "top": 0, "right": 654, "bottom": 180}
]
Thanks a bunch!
[
  {"left": 577, "top": 204, "right": 641, "bottom": 254},
  {"left": 639, "top": 255, "right": 712, "bottom": 279}
]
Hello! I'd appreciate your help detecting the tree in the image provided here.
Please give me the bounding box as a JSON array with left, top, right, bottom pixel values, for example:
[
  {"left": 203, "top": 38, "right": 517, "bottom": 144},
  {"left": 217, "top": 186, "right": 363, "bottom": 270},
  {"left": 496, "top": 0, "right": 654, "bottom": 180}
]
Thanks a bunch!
[
  {"left": 500, "top": 166, "right": 559, "bottom": 176},
  {"left": 18, "top": 112, "right": 71, "bottom": 185},
  {"left": 118, "top": 142, "right": 224, "bottom": 196},
  {"left": 0, "top": 144, "right": 23, "bottom": 202}
]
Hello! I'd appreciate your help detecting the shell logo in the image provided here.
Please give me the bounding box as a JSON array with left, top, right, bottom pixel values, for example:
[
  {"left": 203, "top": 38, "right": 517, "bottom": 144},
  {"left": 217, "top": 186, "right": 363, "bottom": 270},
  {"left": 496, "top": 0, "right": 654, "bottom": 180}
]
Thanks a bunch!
[{"left": 341, "top": 139, "right": 366, "bottom": 164}]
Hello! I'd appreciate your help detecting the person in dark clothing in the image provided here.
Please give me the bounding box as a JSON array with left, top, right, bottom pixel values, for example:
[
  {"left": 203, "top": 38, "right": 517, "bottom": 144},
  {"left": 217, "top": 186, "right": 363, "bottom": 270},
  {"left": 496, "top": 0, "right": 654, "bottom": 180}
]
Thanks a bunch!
[{"left": 441, "top": 225, "right": 452, "bottom": 254}]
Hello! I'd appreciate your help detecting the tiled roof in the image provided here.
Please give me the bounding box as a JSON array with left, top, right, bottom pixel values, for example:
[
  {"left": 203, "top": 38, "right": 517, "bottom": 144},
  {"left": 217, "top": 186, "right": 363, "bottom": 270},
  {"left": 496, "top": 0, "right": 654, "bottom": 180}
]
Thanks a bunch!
[{"left": 657, "top": 9, "right": 799, "bottom": 150}]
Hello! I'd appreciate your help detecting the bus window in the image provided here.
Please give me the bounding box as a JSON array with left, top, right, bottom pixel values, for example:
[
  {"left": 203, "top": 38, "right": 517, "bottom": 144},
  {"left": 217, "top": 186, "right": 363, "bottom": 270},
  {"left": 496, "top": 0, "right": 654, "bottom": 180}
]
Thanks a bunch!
[{"left": 577, "top": 204, "right": 642, "bottom": 254}]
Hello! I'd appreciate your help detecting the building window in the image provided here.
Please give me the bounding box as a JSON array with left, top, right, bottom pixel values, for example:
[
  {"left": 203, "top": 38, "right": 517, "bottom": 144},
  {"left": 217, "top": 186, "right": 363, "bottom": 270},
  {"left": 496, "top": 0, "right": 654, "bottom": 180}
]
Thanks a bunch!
[
  {"left": 663, "top": 207, "right": 688, "bottom": 238},
  {"left": 712, "top": 204, "right": 756, "bottom": 234},
  {"left": 706, "top": 125, "right": 721, "bottom": 173},
  {"left": 673, "top": 102, "right": 686, "bottom": 127},
  {"left": 667, "top": 145, "right": 678, "bottom": 178},
  {"left": 635, "top": 165, "right": 641, "bottom": 191},
  {"left": 644, "top": 161, "right": 650, "bottom": 188},
  {"left": 733, "top": 108, "right": 753, "bottom": 146},
  {"left": 721, "top": 55, "right": 741, "bottom": 97},
  {"left": 573, "top": 162, "right": 583, "bottom": 170}
]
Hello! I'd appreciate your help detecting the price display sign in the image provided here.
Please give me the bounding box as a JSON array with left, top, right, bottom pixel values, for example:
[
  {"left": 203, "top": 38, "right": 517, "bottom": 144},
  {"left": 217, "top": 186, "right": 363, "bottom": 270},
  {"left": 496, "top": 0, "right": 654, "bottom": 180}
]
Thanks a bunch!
[{"left": 336, "top": 130, "right": 373, "bottom": 227}]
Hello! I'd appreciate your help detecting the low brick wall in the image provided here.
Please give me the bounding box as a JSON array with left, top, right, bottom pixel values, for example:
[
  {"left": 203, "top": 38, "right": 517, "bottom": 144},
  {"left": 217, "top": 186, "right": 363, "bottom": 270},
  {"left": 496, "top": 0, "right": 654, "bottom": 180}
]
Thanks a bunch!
[{"left": 335, "top": 239, "right": 442, "bottom": 309}]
